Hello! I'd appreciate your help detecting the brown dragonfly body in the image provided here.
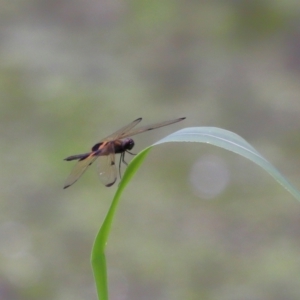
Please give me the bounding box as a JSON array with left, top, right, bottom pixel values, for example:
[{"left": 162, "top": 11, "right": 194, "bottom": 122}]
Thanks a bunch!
[{"left": 64, "top": 117, "right": 185, "bottom": 189}]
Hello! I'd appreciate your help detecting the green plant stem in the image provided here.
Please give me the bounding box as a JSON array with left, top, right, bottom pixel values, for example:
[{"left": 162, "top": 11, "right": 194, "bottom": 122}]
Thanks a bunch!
[{"left": 91, "top": 148, "right": 151, "bottom": 300}]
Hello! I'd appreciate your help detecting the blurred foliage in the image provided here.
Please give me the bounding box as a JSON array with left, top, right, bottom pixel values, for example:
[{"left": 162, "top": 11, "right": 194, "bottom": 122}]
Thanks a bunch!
[{"left": 1, "top": 0, "right": 300, "bottom": 299}]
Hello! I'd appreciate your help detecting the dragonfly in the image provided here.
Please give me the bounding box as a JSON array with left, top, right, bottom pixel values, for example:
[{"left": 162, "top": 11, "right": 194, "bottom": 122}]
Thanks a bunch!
[{"left": 63, "top": 117, "right": 185, "bottom": 189}]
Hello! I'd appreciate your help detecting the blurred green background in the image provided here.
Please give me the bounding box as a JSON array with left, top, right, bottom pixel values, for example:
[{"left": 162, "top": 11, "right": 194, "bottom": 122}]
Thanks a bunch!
[{"left": 1, "top": 1, "right": 300, "bottom": 299}]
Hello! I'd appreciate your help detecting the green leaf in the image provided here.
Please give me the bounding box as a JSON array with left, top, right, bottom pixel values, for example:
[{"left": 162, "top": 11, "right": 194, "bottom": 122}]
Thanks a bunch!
[
  {"left": 91, "top": 126, "right": 300, "bottom": 300},
  {"left": 154, "top": 127, "right": 300, "bottom": 201}
]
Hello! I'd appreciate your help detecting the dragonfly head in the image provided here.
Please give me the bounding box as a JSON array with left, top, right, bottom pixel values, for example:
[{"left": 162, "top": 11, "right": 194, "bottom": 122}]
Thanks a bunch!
[{"left": 124, "top": 138, "right": 135, "bottom": 150}]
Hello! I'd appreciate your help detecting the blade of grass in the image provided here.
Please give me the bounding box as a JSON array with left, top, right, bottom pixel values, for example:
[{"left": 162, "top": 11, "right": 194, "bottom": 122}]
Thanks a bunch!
[
  {"left": 91, "top": 126, "right": 300, "bottom": 300},
  {"left": 91, "top": 148, "right": 151, "bottom": 300}
]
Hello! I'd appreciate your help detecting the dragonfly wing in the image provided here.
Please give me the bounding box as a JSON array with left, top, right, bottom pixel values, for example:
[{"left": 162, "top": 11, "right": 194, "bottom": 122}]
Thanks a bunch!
[
  {"left": 99, "top": 118, "right": 142, "bottom": 142},
  {"left": 64, "top": 153, "right": 97, "bottom": 189},
  {"left": 97, "top": 152, "right": 117, "bottom": 187},
  {"left": 119, "top": 117, "right": 186, "bottom": 139}
]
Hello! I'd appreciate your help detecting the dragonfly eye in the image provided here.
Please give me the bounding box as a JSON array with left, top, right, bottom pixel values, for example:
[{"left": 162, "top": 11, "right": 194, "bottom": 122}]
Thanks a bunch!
[{"left": 127, "top": 139, "right": 135, "bottom": 150}]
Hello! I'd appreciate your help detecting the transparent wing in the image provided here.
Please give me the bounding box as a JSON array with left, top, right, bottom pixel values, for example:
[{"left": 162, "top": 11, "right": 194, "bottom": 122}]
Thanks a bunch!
[
  {"left": 119, "top": 117, "right": 185, "bottom": 139},
  {"left": 99, "top": 118, "right": 142, "bottom": 142},
  {"left": 64, "top": 153, "right": 97, "bottom": 189},
  {"left": 97, "top": 143, "right": 117, "bottom": 187}
]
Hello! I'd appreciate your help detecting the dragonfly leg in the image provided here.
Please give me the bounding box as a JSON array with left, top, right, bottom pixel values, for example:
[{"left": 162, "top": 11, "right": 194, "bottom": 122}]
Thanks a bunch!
[
  {"left": 126, "top": 150, "right": 136, "bottom": 156},
  {"left": 119, "top": 152, "right": 128, "bottom": 178},
  {"left": 119, "top": 151, "right": 135, "bottom": 179}
]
